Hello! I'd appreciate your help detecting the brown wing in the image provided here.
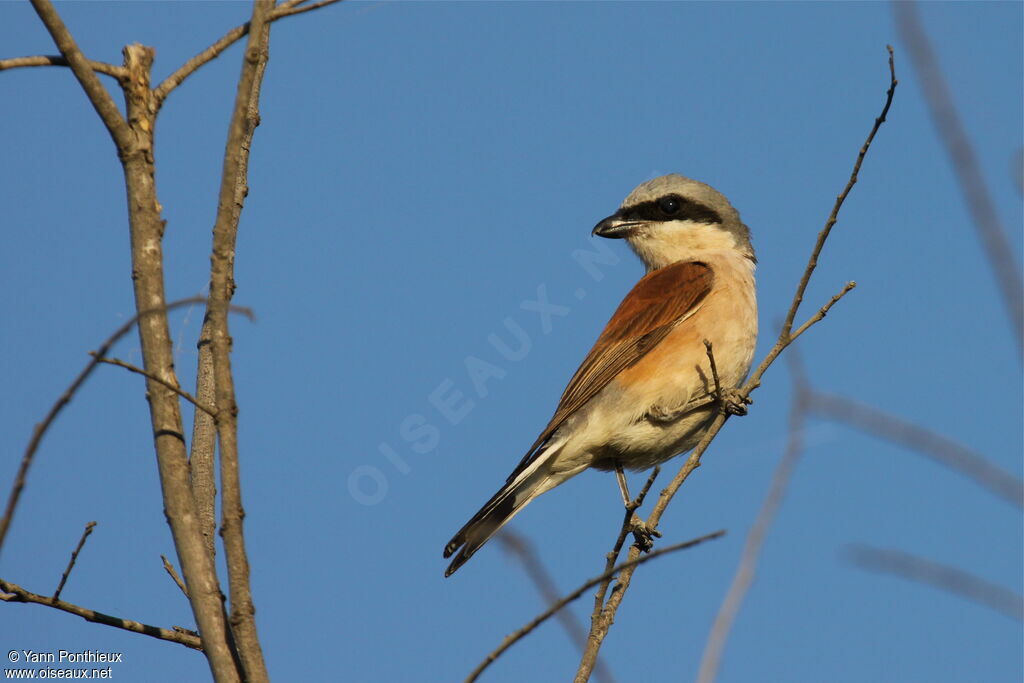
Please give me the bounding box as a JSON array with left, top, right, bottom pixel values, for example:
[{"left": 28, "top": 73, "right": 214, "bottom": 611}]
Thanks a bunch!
[{"left": 508, "top": 261, "right": 713, "bottom": 480}]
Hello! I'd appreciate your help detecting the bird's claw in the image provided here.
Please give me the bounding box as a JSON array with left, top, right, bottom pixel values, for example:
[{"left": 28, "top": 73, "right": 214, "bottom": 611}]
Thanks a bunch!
[
  {"left": 630, "top": 514, "right": 661, "bottom": 552},
  {"left": 720, "top": 389, "right": 752, "bottom": 416}
]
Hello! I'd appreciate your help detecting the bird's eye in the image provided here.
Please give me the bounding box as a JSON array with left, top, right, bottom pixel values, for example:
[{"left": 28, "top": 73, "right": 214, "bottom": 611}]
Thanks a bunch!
[{"left": 658, "top": 196, "right": 680, "bottom": 215}]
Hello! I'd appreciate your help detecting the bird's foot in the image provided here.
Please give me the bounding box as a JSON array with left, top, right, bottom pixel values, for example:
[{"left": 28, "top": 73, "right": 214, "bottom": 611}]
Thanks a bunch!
[
  {"left": 719, "top": 389, "right": 752, "bottom": 417},
  {"left": 630, "top": 514, "right": 661, "bottom": 552}
]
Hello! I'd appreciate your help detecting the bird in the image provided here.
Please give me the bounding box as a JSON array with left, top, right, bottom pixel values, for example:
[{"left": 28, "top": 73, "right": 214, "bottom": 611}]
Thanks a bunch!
[{"left": 443, "top": 174, "right": 757, "bottom": 577}]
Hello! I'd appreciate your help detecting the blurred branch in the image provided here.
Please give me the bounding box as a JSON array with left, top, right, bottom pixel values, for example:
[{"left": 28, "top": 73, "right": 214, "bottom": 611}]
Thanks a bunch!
[
  {"left": 498, "top": 531, "right": 615, "bottom": 683},
  {"left": 894, "top": 1, "right": 1024, "bottom": 355},
  {"left": 808, "top": 390, "right": 1023, "bottom": 507},
  {"left": 575, "top": 47, "right": 896, "bottom": 681},
  {"left": 849, "top": 545, "right": 1024, "bottom": 621},
  {"left": 52, "top": 521, "right": 97, "bottom": 602},
  {"left": 0, "top": 578, "right": 203, "bottom": 649},
  {"left": 697, "top": 354, "right": 809, "bottom": 683},
  {"left": 468, "top": 530, "right": 725, "bottom": 683}
]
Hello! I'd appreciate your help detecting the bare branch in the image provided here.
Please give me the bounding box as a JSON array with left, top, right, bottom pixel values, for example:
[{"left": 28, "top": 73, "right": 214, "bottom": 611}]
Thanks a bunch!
[
  {"left": 894, "top": 2, "right": 1023, "bottom": 355},
  {"left": 468, "top": 531, "right": 725, "bottom": 683},
  {"left": 849, "top": 545, "right": 1024, "bottom": 621},
  {"left": 0, "top": 578, "right": 202, "bottom": 650},
  {"left": 697, "top": 355, "right": 809, "bottom": 683},
  {"left": 0, "top": 296, "right": 251, "bottom": 558},
  {"left": 93, "top": 354, "right": 218, "bottom": 418},
  {"left": 161, "top": 555, "right": 190, "bottom": 600},
  {"left": 189, "top": 321, "right": 219, "bottom": 562},
  {"left": 497, "top": 531, "right": 615, "bottom": 683},
  {"left": 586, "top": 467, "right": 659, "bottom": 643},
  {"left": 52, "top": 521, "right": 97, "bottom": 602},
  {"left": 0, "top": 54, "right": 125, "bottom": 79},
  {"left": 808, "top": 390, "right": 1023, "bottom": 507},
  {"left": 153, "top": 0, "right": 344, "bottom": 106},
  {"left": 26, "top": 0, "right": 131, "bottom": 149},
  {"left": 205, "top": 2, "right": 276, "bottom": 679},
  {"left": 575, "top": 48, "right": 897, "bottom": 680},
  {"left": 779, "top": 46, "right": 896, "bottom": 341}
]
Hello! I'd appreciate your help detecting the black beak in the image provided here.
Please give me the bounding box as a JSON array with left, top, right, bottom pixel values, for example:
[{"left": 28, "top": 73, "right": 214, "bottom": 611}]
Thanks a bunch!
[{"left": 591, "top": 213, "right": 642, "bottom": 239}]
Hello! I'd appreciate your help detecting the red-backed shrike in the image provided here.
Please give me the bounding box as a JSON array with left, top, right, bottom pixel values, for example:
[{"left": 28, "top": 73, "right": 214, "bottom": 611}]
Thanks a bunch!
[{"left": 444, "top": 174, "right": 757, "bottom": 576}]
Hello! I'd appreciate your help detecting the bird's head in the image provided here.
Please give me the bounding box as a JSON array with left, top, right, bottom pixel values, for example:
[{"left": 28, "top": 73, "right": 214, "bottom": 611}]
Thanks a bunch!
[{"left": 592, "top": 174, "right": 754, "bottom": 271}]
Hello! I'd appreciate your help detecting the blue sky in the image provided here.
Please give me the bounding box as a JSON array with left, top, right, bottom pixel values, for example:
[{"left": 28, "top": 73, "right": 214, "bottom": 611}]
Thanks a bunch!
[{"left": 1, "top": 2, "right": 1021, "bottom": 681}]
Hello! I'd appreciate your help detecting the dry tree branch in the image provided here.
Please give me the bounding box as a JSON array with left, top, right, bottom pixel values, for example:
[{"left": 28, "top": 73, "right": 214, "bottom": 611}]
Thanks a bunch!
[
  {"left": 497, "top": 531, "right": 616, "bottom": 683},
  {"left": 696, "top": 354, "right": 809, "bottom": 683},
  {"left": 848, "top": 545, "right": 1024, "bottom": 621},
  {"left": 52, "top": 521, "right": 97, "bottom": 602},
  {"left": 0, "top": 297, "right": 250, "bottom": 558},
  {"left": 92, "top": 354, "right": 218, "bottom": 418},
  {"left": 26, "top": 0, "right": 131, "bottom": 149},
  {"left": 807, "top": 390, "right": 1023, "bottom": 507},
  {"left": 0, "top": 578, "right": 203, "bottom": 649},
  {"left": 586, "top": 467, "right": 660, "bottom": 638},
  {"left": 153, "top": 0, "right": 344, "bottom": 106},
  {"left": 162, "top": 555, "right": 190, "bottom": 600},
  {"left": 574, "top": 48, "right": 897, "bottom": 681},
  {"left": 468, "top": 530, "right": 726, "bottom": 683},
  {"left": 203, "top": 2, "right": 275, "bottom": 680},
  {"left": 894, "top": 1, "right": 1024, "bottom": 356},
  {"left": 0, "top": 54, "right": 125, "bottom": 78}
]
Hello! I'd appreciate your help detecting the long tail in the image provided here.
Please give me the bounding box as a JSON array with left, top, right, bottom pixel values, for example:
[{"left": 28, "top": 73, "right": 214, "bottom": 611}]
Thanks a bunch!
[{"left": 443, "top": 440, "right": 570, "bottom": 577}]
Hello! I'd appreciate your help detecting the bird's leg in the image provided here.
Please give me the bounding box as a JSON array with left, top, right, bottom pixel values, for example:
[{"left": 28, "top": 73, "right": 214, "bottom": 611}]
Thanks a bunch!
[
  {"left": 614, "top": 462, "right": 662, "bottom": 551},
  {"left": 614, "top": 462, "right": 632, "bottom": 508}
]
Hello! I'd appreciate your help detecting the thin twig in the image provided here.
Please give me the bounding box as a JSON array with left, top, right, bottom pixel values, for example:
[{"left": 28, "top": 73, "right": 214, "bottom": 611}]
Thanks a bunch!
[
  {"left": 704, "top": 340, "right": 722, "bottom": 399},
  {"left": 52, "top": 521, "right": 97, "bottom": 602},
  {"left": 808, "top": 390, "right": 1023, "bottom": 507},
  {"left": 92, "top": 354, "right": 218, "bottom": 418},
  {"left": 697, "top": 354, "right": 809, "bottom": 683},
  {"left": 779, "top": 46, "right": 896, "bottom": 342},
  {"left": 586, "top": 467, "right": 659, "bottom": 643},
  {"left": 0, "top": 578, "right": 203, "bottom": 649},
  {"left": 0, "top": 55, "right": 125, "bottom": 78},
  {"left": 498, "top": 531, "right": 615, "bottom": 683},
  {"left": 468, "top": 530, "right": 725, "bottom": 683},
  {"left": 161, "top": 555, "right": 190, "bottom": 600},
  {"left": 848, "top": 545, "right": 1024, "bottom": 621},
  {"left": 894, "top": 2, "right": 1023, "bottom": 355},
  {"left": 153, "top": 0, "right": 344, "bottom": 105},
  {"left": 575, "top": 48, "right": 897, "bottom": 681},
  {"left": 0, "top": 297, "right": 252, "bottom": 558}
]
